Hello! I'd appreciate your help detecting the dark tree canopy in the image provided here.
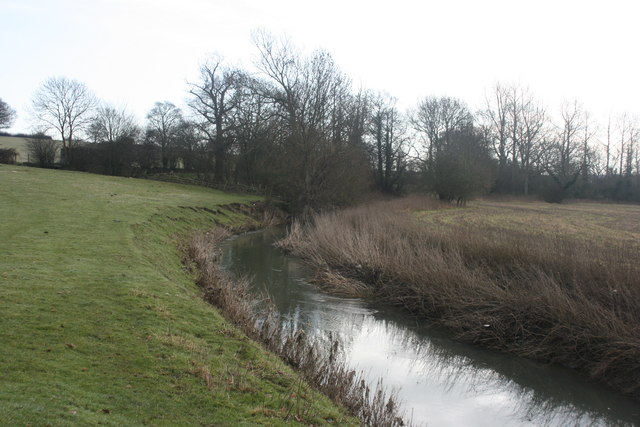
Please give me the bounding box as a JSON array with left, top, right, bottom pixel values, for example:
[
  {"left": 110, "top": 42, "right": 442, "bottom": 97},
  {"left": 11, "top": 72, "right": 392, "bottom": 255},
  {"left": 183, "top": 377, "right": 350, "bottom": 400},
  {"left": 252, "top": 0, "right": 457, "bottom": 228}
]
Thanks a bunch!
[{"left": 432, "top": 127, "right": 496, "bottom": 203}]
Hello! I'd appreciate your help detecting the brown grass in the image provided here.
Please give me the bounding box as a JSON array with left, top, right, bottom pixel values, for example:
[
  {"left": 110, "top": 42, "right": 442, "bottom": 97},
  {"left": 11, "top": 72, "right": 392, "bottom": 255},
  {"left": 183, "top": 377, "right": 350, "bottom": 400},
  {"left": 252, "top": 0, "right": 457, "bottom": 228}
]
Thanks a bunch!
[
  {"left": 188, "top": 228, "right": 407, "bottom": 426},
  {"left": 277, "top": 198, "right": 640, "bottom": 400}
]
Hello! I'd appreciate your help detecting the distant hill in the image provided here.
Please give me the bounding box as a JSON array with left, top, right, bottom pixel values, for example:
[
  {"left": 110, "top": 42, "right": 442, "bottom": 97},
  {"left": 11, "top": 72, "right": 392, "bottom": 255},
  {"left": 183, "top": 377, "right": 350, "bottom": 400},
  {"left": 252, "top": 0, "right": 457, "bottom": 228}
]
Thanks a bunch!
[{"left": 0, "top": 135, "right": 61, "bottom": 164}]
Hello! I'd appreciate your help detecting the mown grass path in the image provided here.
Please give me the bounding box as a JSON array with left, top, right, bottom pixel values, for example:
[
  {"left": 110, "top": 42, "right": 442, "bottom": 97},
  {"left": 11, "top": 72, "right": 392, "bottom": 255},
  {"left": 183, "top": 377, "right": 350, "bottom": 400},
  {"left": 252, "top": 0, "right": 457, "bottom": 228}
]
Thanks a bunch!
[{"left": 0, "top": 165, "right": 355, "bottom": 426}]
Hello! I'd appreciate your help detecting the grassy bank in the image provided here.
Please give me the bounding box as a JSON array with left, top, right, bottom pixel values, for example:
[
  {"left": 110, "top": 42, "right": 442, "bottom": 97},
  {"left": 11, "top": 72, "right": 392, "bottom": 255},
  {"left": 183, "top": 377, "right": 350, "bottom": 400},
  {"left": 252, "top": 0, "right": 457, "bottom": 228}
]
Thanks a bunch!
[
  {"left": 278, "top": 197, "right": 640, "bottom": 399},
  {"left": 188, "top": 229, "right": 405, "bottom": 427},
  {"left": 0, "top": 165, "right": 356, "bottom": 426}
]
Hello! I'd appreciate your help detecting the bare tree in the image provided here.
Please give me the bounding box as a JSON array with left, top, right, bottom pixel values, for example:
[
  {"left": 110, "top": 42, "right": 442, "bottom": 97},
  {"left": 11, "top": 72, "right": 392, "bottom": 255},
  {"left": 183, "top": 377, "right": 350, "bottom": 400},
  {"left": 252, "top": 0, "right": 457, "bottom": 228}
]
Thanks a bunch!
[
  {"left": 89, "top": 104, "right": 139, "bottom": 144},
  {"left": 617, "top": 113, "right": 629, "bottom": 176},
  {"left": 410, "top": 95, "right": 474, "bottom": 194},
  {"left": 623, "top": 116, "right": 639, "bottom": 176},
  {"left": 506, "top": 85, "right": 522, "bottom": 171},
  {"left": 232, "top": 77, "right": 281, "bottom": 185},
  {"left": 86, "top": 104, "right": 141, "bottom": 175},
  {"left": 635, "top": 135, "right": 640, "bottom": 181},
  {"left": 0, "top": 98, "right": 17, "bottom": 129},
  {"left": 253, "top": 31, "right": 370, "bottom": 211},
  {"left": 173, "top": 119, "right": 204, "bottom": 173},
  {"left": 516, "top": 91, "right": 547, "bottom": 195},
  {"left": 30, "top": 77, "right": 96, "bottom": 164},
  {"left": 580, "top": 112, "right": 598, "bottom": 175},
  {"left": 188, "top": 57, "right": 244, "bottom": 182},
  {"left": 25, "top": 133, "right": 59, "bottom": 167},
  {"left": 481, "top": 83, "right": 510, "bottom": 172},
  {"left": 604, "top": 115, "right": 613, "bottom": 175},
  {"left": 411, "top": 96, "right": 473, "bottom": 170},
  {"left": 542, "top": 100, "right": 592, "bottom": 201},
  {"left": 146, "top": 101, "right": 183, "bottom": 169},
  {"left": 482, "top": 83, "right": 548, "bottom": 194},
  {"left": 369, "top": 93, "right": 408, "bottom": 193}
]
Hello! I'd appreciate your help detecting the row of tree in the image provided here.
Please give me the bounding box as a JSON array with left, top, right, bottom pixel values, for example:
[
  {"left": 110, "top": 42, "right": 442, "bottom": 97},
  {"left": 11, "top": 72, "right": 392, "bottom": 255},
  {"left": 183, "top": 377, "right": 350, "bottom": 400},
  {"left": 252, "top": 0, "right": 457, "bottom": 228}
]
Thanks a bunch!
[
  {"left": 6, "top": 34, "right": 640, "bottom": 209},
  {"left": 479, "top": 84, "right": 639, "bottom": 201}
]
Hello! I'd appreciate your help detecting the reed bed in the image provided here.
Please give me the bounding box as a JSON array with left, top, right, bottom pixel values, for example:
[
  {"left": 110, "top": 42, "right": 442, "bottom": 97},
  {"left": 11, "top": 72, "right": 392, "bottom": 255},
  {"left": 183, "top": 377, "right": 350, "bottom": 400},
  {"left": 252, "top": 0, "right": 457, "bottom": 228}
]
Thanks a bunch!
[
  {"left": 188, "top": 228, "right": 407, "bottom": 426},
  {"left": 277, "top": 198, "right": 640, "bottom": 400}
]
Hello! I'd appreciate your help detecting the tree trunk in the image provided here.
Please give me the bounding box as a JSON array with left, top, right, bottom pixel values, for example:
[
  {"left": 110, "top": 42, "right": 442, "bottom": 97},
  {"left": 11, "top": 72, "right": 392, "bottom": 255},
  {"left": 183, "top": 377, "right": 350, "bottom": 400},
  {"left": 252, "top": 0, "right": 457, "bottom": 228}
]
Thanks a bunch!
[{"left": 214, "top": 145, "right": 225, "bottom": 183}]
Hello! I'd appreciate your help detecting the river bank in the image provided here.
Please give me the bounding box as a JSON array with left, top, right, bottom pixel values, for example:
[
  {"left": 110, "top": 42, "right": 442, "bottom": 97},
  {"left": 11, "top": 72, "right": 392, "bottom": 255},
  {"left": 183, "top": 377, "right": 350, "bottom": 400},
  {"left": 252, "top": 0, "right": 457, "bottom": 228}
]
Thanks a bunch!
[
  {"left": 187, "top": 226, "right": 406, "bottom": 426},
  {"left": 0, "top": 165, "right": 356, "bottom": 426},
  {"left": 277, "top": 197, "right": 640, "bottom": 401},
  {"left": 222, "top": 226, "right": 640, "bottom": 426}
]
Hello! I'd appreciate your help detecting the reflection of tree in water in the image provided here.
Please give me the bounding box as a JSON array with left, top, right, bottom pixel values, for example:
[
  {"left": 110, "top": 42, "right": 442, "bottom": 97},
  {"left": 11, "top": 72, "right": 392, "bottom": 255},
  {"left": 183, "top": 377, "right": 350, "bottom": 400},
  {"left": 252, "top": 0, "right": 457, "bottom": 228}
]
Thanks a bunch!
[
  {"left": 222, "top": 228, "right": 639, "bottom": 427},
  {"left": 275, "top": 303, "right": 637, "bottom": 426},
  {"left": 361, "top": 312, "right": 637, "bottom": 427}
]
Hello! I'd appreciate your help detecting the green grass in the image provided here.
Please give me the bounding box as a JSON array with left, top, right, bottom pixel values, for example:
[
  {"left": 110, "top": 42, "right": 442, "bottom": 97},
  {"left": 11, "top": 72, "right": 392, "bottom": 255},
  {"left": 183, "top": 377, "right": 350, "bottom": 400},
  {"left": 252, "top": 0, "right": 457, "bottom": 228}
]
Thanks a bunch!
[{"left": 0, "top": 165, "right": 356, "bottom": 426}]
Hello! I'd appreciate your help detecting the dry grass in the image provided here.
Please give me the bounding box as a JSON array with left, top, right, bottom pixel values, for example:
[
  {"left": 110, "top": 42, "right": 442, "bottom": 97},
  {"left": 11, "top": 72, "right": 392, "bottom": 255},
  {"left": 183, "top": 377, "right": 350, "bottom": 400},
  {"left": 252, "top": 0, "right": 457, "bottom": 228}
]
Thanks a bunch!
[
  {"left": 188, "top": 228, "right": 407, "bottom": 426},
  {"left": 419, "top": 199, "right": 640, "bottom": 246},
  {"left": 278, "top": 198, "right": 640, "bottom": 400}
]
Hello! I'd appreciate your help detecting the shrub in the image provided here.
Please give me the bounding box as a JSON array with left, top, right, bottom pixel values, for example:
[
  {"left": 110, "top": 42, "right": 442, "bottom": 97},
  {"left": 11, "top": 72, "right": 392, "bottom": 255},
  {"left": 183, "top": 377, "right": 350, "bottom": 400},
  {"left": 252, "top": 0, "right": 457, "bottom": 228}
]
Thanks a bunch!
[
  {"left": 0, "top": 148, "right": 17, "bottom": 164},
  {"left": 541, "top": 182, "right": 566, "bottom": 203},
  {"left": 25, "top": 137, "right": 59, "bottom": 167}
]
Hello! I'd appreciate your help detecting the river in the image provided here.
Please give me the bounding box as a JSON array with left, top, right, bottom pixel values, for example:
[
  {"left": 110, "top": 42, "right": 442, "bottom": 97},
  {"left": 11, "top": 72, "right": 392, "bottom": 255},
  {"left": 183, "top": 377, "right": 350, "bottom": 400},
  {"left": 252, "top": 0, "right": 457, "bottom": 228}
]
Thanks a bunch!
[{"left": 220, "top": 227, "right": 639, "bottom": 426}]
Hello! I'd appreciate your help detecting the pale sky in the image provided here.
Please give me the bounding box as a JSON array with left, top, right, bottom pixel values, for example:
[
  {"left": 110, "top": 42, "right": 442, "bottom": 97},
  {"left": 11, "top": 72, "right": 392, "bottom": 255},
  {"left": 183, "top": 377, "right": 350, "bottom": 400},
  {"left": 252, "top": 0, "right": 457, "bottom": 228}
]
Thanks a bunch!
[{"left": 1, "top": 0, "right": 639, "bottom": 135}]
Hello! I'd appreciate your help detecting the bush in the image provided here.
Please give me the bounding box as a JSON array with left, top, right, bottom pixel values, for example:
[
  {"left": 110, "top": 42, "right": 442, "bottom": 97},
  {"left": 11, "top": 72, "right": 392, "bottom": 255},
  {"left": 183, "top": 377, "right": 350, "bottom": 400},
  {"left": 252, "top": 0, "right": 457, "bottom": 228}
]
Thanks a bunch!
[
  {"left": 0, "top": 148, "right": 17, "bottom": 164},
  {"left": 431, "top": 128, "right": 495, "bottom": 204},
  {"left": 25, "top": 138, "right": 59, "bottom": 168},
  {"left": 541, "top": 182, "right": 566, "bottom": 203}
]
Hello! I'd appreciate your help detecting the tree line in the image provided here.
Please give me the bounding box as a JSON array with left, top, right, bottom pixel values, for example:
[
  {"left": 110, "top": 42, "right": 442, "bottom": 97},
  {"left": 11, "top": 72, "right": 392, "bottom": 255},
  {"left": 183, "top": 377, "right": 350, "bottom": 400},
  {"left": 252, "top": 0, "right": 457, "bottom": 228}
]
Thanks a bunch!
[{"left": 4, "top": 33, "right": 640, "bottom": 210}]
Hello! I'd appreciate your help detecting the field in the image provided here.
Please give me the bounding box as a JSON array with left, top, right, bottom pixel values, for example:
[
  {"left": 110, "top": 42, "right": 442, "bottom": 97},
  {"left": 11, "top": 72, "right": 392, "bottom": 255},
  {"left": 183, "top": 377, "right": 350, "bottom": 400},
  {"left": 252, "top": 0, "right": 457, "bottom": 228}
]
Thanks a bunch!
[
  {"left": 417, "top": 198, "right": 640, "bottom": 247},
  {"left": 0, "top": 165, "right": 356, "bottom": 426},
  {"left": 0, "top": 135, "right": 62, "bottom": 164},
  {"left": 279, "top": 196, "right": 640, "bottom": 399}
]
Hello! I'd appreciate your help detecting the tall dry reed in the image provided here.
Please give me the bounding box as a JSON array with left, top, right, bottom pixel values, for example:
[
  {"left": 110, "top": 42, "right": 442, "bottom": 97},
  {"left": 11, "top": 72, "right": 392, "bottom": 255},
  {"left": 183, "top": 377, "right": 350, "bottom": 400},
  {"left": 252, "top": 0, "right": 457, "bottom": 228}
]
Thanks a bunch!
[
  {"left": 188, "top": 229, "right": 407, "bottom": 426},
  {"left": 278, "top": 199, "right": 640, "bottom": 400}
]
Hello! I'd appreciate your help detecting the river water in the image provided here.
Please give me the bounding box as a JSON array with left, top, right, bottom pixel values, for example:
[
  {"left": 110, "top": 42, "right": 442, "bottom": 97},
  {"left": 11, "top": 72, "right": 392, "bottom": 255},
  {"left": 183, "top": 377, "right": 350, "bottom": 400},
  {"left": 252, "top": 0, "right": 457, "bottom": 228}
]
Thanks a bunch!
[{"left": 220, "top": 227, "right": 640, "bottom": 426}]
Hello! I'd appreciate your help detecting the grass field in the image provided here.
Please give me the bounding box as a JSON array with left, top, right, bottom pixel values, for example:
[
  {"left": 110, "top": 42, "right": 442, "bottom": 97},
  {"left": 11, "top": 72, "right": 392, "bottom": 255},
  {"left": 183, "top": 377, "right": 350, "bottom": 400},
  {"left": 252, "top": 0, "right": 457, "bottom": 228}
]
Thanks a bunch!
[
  {"left": 280, "top": 196, "right": 640, "bottom": 399},
  {"left": 0, "top": 165, "right": 356, "bottom": 426},
  {"left": 417, "top": 198, "right": 640, "bottom": 247}
]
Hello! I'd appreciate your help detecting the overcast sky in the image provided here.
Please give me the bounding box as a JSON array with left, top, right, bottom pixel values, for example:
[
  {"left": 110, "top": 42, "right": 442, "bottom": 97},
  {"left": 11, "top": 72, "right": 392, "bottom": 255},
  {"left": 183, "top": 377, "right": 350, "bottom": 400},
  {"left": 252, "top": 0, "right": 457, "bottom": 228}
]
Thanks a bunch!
[{"left": 1, "top": 0, "right": 639, "bottom": 135}]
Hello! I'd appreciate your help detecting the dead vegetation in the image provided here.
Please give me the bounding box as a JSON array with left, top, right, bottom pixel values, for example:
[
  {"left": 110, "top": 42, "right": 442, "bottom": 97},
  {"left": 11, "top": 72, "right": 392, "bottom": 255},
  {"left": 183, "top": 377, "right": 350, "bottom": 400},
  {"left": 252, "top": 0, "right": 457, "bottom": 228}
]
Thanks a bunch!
[
  {"left": 188, "top": 228, "right": 407, "bottom": 426},
  {"left": 277, "top": 198, "right": 640, "bottom": 400}
]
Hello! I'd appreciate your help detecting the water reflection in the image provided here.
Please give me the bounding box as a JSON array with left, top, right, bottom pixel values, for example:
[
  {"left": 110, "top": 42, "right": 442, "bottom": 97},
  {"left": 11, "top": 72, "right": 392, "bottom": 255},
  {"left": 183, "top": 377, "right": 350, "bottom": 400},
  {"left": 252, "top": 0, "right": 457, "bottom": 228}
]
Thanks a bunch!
[{"left": 221, "top": 228, "right": 640, "bottom": 427}]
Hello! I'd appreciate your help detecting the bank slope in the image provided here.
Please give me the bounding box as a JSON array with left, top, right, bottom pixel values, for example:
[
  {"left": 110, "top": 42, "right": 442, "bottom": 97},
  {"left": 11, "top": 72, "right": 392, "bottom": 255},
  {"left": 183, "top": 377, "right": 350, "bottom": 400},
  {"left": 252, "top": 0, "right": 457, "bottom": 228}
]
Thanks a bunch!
[{"left": 0, "top": 165, "right": 356, "bottom": 426}]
